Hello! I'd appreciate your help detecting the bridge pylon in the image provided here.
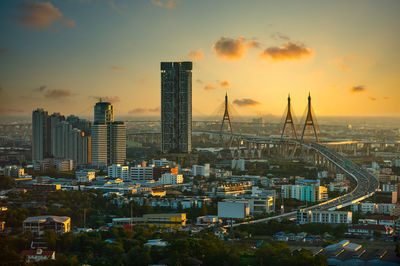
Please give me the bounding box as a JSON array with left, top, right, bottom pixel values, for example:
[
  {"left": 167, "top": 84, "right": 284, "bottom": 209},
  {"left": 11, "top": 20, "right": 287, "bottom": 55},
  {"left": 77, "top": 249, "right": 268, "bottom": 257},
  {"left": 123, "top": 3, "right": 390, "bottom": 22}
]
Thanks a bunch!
[
  {"left": 301, "top": 93, "right": 319, "bottom": 142},
  {"left": 281, "top": 94, "right": 297, "bottom": 140},
  {"left": 220, "top": 93, "right": 233, "bottom": 149}
]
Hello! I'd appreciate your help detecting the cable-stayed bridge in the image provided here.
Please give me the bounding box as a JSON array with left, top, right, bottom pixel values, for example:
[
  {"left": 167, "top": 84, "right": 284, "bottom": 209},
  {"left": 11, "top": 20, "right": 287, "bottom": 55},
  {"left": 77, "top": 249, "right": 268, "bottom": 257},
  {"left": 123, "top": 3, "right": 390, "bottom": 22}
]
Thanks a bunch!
[{"left": 126, "top": 93, "right": 380, "bottom": 224}]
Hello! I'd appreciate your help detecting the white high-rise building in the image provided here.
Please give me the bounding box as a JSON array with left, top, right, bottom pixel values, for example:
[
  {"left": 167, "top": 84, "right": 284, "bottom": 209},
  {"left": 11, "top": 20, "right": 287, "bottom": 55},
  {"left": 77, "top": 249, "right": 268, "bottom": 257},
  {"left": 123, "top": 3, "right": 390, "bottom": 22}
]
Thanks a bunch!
[
  {"left": 108, "top": 164, "right": 129, "bottom": 180},
  {"left": 108, "top": 122, "right": 126, "bottom": 165},
  {"left": 91, "top": 123, "right": 108, "bottom": 167}
]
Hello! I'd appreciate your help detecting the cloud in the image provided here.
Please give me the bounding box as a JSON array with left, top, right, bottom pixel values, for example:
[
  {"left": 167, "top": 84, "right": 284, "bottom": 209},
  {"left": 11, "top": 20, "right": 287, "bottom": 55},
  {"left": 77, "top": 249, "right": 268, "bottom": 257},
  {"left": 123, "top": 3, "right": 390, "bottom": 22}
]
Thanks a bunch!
[
  {"left": 213, "top": 36, "right": 260, "bottom": 60},
  {"left": 45, "top": 89, "right": 71, "bottom": 99},
  {"left": 203, "top": 80, "right": 231, "bottom": 91},
  {"left": 109, "top": 0, "right": 124, "bottom": 14},
  {"left": 0, "top": 107, "right": 25, "bottom": 115},
  {"left": 220, "top": 80, "right": 230, "bottom": 88},
  {"left": 204, "top": 84, "right": 216, "bottom": 91},
  {"left": 151, "top": 0, "right": 179, "bottom": 9},
  {"left": 17, "top": 1, "right": 75, "bottom": 29},
  {"left": 350, "top": 85, "right": 366, "bottom": 93},
  {"left": 0, "top": 49, "right": 8, "bottom": 54},
  {"left": 271, "top": 32, "right": 290, "bottom": 41},
  {"left": 91, "top": 95, "right": 120, "bottom": 103},
  {"left": 35, "top": 85, "right": 47, "bottom": 92},
  {"left": 383, "top": 96, "right": 390, "bottom": 100},
  {"left": 330, "top": 55, "right": 356, "bottom": 71},
  {"left": 109, "top": 65, "right": 124, "bottom": 71},
  {"left": 188, "top": 49, "right": 204, "bottom": 60},
  {"left": 233, "top": 98, "right": 260, "bottom": 107},
  {"left": 260, "top": 42, "right": 312, "bottom": 61},
  {"left": 129, "top": 106, "right": 160, "bottom": 114},
  {"left": 368, "top": 96, "right": 377, "bottom": 101},
  {"left": 338, "top": 64, "right": 351, "bottom": 71}
]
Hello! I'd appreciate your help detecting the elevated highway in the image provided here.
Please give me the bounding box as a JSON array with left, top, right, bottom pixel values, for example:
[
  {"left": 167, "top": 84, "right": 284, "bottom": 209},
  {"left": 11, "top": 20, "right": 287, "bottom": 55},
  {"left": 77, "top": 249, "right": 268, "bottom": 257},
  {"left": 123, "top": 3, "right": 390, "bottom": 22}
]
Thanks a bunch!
[{"left": 192, "top": 133, "right": 380, "bottom": 226}]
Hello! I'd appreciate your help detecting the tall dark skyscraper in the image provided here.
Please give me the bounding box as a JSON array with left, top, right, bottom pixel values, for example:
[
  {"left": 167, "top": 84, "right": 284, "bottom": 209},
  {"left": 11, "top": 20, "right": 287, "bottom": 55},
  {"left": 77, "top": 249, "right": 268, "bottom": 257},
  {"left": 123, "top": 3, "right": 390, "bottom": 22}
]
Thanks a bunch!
[
  {"left": 32, "top": 108, "right": 48, "bottom": 161},
  {"left": 161, "top": 62, "right": 192, "bottom": 154}
]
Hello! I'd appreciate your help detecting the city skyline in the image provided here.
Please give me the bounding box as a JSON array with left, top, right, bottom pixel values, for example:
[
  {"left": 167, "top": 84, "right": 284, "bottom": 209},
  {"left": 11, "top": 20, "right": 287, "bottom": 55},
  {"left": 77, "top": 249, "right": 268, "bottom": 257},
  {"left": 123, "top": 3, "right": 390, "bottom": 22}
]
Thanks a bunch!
[{"left": 0, "top": 0, "right": 400, "bottom": 118}]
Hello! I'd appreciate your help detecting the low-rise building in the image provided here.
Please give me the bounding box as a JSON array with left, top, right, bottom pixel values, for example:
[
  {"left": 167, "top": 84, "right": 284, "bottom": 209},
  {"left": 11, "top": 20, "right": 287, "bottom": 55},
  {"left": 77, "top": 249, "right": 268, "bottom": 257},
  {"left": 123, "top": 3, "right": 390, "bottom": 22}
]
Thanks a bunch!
[
  {"left": 76, "top": 169, "right": 96, "bottom": 183},
  {"left": 345, "top": 224, "right": 394, "bottom": 237},
  {"left": 4, "top": 165, "right": 25, "bottom": 177},
  {"left": 21, "top": 249, "right": 55, "bottom": 263},
  {"left": 108, "top": 164, "right": 129, "bottom": 180},
  {"left": 192, "top": 164, "right": 210, "bottom": 177},
  {"left": 282, "top": 185, "right": 328, "bottom": 202},
  {"left": 216, "top": 182, "right": 252, "bottom": 197},
  {"left": 159, "top": 173, "right": 183, "bottom": 185},
  {"left": 226, "top": 196, "right": 274, "bottom": 214},
  {"left": 130, "top": 165, "right": 154, "bottom": 181},
  {"left": 218, "top": 201, "right": 250, "bottom": 219},
  {"left": 297, "top": 210, "right": 352, "bottom": 224},
  {"left": 23, "top": 216, "right": 71, "bottom": 236},
  {"left": 56, "top": 159, "right": 73, "bottom": 171},
  {"left": 112, "top": 213, "right": 186, "bottom": 229},
  {"left": 231, "top": 159, "right": 245, "bottom": 171}
]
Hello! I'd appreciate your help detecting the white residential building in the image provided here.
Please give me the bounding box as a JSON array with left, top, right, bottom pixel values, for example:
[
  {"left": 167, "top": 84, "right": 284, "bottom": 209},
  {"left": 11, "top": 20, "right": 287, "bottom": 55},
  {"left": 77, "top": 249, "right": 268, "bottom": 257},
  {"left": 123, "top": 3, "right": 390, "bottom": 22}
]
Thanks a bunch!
[
  {"left": 56, "top": 159, "right": 73, "bottom": 172},
  {"left": 351, "top": 202, "right": 396, "bottom": 215},
  {"left": 130, "top": 165, "right": 154, "bottom": 181},
  {"left": 231, "top": 159, "right": 245, "bottom": 171},
  {"left": 76, "top": 169, "right": 96, "bottom": 183},
  {"left": 377, "top": 203, "right": 396, "bottom": 215},
  {"left": 159, "top": 173, "right": 183, "bottom": 185},
  {"left": 152, "top": 158, "right": 170, "bottom": 167},
  {"left": 108, "top": 164, "right": 129, "bottom": 180},
  {"left": 329, "top": 182, "right": 349, "bottom": 193},
  {"left": 192, "top": 164, "right": 210, "bottom": 177},
  {"left": 227, "top": 196, "right": 274, "bottom": 214},
  {"left": 382, "top": 184, "right": 398, "bottom": 192},
  {"left": 297, "top": 210, "right": 352, "bottom": 224}
]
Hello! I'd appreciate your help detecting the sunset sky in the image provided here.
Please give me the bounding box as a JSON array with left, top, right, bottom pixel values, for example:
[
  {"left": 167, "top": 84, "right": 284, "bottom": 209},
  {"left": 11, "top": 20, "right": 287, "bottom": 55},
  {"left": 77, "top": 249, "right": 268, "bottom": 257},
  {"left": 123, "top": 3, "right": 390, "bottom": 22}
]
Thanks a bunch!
[{"left": 0, "top": 0, "right": 399, "bottom": 119}]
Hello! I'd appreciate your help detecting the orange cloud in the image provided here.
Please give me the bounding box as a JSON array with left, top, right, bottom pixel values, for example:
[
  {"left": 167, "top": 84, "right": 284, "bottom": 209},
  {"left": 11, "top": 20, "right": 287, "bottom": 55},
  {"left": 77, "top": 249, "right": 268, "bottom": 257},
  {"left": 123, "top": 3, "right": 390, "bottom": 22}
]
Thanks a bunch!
[
  {"left": 260, "top": 42, "right": 312, "bottom": 61},
  {"left": 350, "top": 86, "right": 366, "bottom": 93},
  {"left": 188, "top": 49, "right": 204, "bottom": 60},
  {"left": 151, "top": 0, "right": 179, "bottom": 9},
  {"left": 233, "top": 98, "right": 260, "bottom": 107},
  {"left": 129, "top": 106, "right": 160, "bottom": 114},
  {"left": 204, "top": 84, "right": 216, "bottom": 91},
  {"left": 220, "top": 80, "right": 230, "bottom": 88},
  {"left": 18, "top": 1, "right": 75, "bottom": 29},
  {"left": 204, "top": 80, "right": 231, "bottom": 91},
  {"left": 213, "top": 37, "right": 260, "bottom": 60},
  {"left": 338, "top": 64, "right": 351, "bottom": 71},
  {"left": 369, "top": 96, "right": 377, "bottom": 101},
  {"left": 331, "top": 55, "right": 356, "bottom": 71},
  {"left": 110, "top": 66, "right": 124, "bottom": 71},
  {"left": 45, "top": 89, "right": 71, "bottom": 99}
]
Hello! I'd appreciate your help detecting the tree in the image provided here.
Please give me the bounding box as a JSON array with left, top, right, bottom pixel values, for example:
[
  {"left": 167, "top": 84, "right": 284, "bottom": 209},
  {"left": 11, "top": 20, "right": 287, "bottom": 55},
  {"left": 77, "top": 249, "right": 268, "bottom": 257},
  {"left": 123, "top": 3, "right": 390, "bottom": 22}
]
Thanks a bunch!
[{"left": 43, "top": 230, "right": 57, "bottom": 250}]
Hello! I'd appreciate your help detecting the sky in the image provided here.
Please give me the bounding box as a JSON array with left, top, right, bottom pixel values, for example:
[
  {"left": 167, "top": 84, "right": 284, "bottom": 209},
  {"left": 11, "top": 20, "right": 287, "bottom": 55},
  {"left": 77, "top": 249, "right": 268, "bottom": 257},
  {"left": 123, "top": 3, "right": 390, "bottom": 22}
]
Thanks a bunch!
[{"left": 0, "top": 0, "right": 399, "bottom": 120}]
